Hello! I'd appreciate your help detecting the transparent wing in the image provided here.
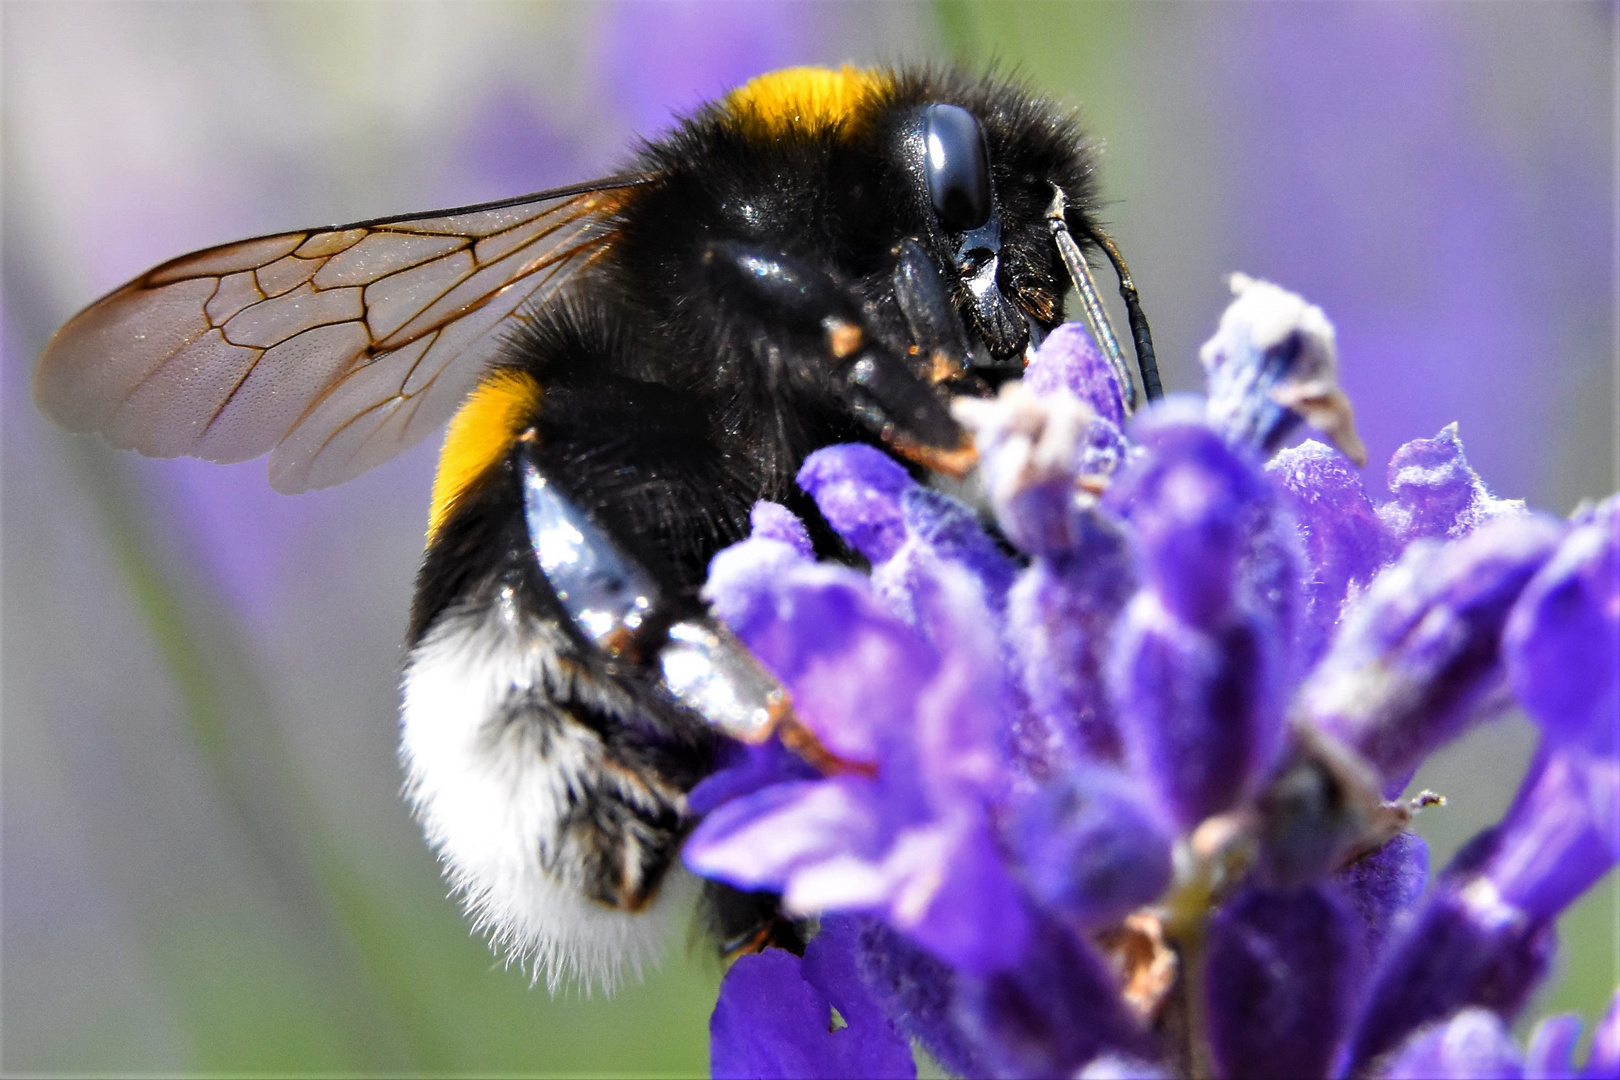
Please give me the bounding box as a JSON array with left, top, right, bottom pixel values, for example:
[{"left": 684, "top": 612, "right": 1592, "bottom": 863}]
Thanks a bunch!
[{"left": 34, "top": 175, "right": 649, "bottom": 493}]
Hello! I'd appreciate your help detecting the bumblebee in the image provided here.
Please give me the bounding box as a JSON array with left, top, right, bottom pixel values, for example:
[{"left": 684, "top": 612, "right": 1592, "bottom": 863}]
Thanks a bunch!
[{"left": 34, "top": 65, "right": 1159, "bottom": 990}]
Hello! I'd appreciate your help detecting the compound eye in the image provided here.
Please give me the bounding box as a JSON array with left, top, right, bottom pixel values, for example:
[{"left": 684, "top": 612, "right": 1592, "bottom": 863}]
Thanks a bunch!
[{"left": 922, "top": 104, "right": 992, "bottom": 233}]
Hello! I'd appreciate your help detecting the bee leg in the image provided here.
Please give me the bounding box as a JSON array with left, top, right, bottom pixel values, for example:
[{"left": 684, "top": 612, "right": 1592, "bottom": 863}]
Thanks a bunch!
[
  {"left": 700, "top": 241, "right": 969, "bottom": 459},
  {"left": 515, "top": 437, "right": 791, "bottom": 746},
  {"left": 511, "top": 408, "right": 819, "bottom": 963},
  {"left": 701, "top": 880, "right": 806, "bottom": 958},
  {"left": 891, "top": 237, "right": 972, "bottom": 385},
  {"left": 1088, "top": 227, "right": 1163, "bottom": 402}
]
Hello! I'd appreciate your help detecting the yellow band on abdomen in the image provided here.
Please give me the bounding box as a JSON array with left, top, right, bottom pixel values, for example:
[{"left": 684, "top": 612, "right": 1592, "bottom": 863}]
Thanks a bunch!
[{"left": 427, "top": 368, "right": 542, "bottom": 543}]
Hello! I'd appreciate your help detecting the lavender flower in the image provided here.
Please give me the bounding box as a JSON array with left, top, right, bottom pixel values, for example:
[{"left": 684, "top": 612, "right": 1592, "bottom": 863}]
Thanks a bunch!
[
  {"left": 710, "top": 917, "right": 915, "bottom": 1079},
  {"left": 1380, "top": 990, "right": 1620, "bottom": 1080},
  {"left": 684, "top": 277, "right": 1619, "bottom": 1079}
]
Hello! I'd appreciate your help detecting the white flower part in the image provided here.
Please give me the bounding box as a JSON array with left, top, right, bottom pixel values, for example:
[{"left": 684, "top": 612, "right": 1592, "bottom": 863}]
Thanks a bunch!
[
  {"left": 952, "top": 381, "right": 1098, "bottom": 547},
  {"left": 1079, "top": 1053, "right": 1172, "bottom": 1079},
  {"left": 1201, "top": 272, "right": 1367, "bottom": 466}
]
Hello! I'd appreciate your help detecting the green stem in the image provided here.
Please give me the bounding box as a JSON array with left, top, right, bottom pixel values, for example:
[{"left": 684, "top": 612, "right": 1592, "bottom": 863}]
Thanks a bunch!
[{"left": 68, "top": 439, "right": 425, "bottom": 1070}]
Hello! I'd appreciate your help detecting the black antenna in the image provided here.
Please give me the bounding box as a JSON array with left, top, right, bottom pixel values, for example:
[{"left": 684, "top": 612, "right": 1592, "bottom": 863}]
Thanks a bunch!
[{"left": 1087, "top": 228, "right": 1163, "bottom": 402}]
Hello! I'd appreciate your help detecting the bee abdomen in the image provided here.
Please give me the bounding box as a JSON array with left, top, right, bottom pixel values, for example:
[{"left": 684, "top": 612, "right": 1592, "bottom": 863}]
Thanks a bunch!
[{"left": 400, "top": 588, "right": 698, "bottom": 992}]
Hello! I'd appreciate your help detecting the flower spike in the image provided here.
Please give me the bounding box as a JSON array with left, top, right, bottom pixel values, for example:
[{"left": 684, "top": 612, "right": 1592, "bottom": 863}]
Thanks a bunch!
[{"left": 686, "top": 282, "right": 1620, "bottom": 1080}]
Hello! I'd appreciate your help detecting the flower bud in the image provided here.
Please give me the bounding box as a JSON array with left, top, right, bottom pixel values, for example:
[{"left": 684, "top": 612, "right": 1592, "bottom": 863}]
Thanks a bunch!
[
  {"left": 1268, "top": 440, "right": 1391, "bottom": 666},
  {"left": 1006, "top": 765, "right": 1174, "bottom": 927},
  {"left": 1379, "top": 423, "right": 1524, "bottom": 545},
  {"left": 1341, "top": 746, "right": 1611, "bottom": 1073},
  {"left": 1381, "top": 1009, "right": 1524, "bottom": 1080},
  {"left": 1204, "top": 885, "right": 1360, "bottom": 1080},
  {"left": 1024, "top": 321, "right": 1127, "bottom": 428},
  {"left": 1200, "top": 273, "right": 1364, "bottom": 465},
  {"left": 1005, "top": 515, "right": 1135, "bottom": 763},
  {"left": 956, "top": 920, "right": 1152, "bottom": 1079},
  {"left": 1301, "top": 513, "right": 1565, "bottom": 795},
  {"left": 1504, "top": 495, "right": 1620, "bottom": 754},
  {"left": 797, "top": 444, "right": 912, "bottom": 562}
]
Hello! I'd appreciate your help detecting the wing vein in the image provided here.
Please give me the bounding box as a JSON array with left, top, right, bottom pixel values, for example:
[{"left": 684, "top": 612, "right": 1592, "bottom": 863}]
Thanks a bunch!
[{"left": 37, "top": 172, "right": 653, "bottom": 490}]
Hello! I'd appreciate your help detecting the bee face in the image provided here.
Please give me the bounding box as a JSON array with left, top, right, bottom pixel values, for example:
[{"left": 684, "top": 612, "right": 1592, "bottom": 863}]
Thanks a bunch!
[{"left": 33, "top": 64, "right": 1150, "bottom": 992}]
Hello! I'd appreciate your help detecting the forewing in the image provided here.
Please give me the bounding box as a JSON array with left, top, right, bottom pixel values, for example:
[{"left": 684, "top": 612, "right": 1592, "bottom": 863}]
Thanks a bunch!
[{"left": 34, "top": 177, "right": 646, "bottom": 493}]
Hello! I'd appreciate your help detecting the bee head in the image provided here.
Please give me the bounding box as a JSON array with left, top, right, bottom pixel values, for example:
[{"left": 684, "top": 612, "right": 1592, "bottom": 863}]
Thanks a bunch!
[
  {"left": 701, "top": 67, "right": 1098, "bottom": 366},
  {"left": 874, "top": 69, "right": 1100, "bottom": 366}
]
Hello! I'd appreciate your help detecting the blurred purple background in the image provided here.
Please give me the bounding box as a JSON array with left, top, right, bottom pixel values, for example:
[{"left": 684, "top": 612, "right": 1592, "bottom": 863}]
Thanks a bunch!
[{"left": 3, "top": 2, "right": 1613, "bottom": 1074}]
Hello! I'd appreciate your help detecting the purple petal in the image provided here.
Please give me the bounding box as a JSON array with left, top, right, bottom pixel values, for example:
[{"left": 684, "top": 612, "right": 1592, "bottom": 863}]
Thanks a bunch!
[
  {"left": 688, "top": 737, "right": 820, "bottom": 816},
  {"left": 1380, "top": 1009, "right": 1524, "bottom": 1080},
  {"left": 799, "top": 918, "right": 918, "bottom": 1079},
  {"left": 1587, "top": 987, "right": 1620, "bottom": 1079},
  {"left": 882, "top": 817, "right": 1033, "bottom": 978},
  {"left": 1204, "top": 885, "right": 1359, "bottom": 1080},
  {"left": 710, "top": 560, "right": 935, "bottom": 764},
  {"left": 1379, "top": 423, "right": 1525, "bottom": 546},
  {"left": 908, "top": 561, "right": 1012, "bottom": 806},
  {"left": 1523, "top": 1013, "right": 1581, "bottom": 1080},
  {"left": 873, "top": 488, "right": 1019, "bottom": 632},
  {"left": 1268, "top": 440, "right": 1392, "bottom": 666},
  {"left": 780, "top": 580, "right": 934, "bottom": 764},
  {"left": 684, "top": 779, "right": 887, "bottom": 894},
  {"left": 703, "top": 531, "right": 815, "bottom": 645},
  {"left": 750, "top": 499, "right": 815, "bottom": 557},
  {"left": 957, "top": 919, "right": 1152, "bottom": 1079},
  {"left": 1336, "top": 831, "right": 1431, "bottom": 967},
  {"left": 1004, "top": 515, "right": 1135, "bottom": 763},
  {"left": 797, "top": 444, "right": 913, "bottom": 563},
  {"left": 1302, "top": 513, "right": 1566, "bottom": 795},
  {"left": 1109, "top": 594, "right": 1285, "bottom": 830},
  {"left": 778, "top": 812, "right": 1032, "bottom": 979},
  {"left": 710, "top": 947, "right": 916, "bottom": 1080},
  {"left": 1504, "top": 499, "right": 1620, "bottom": 754},
  {"left": 1108, "top": 408, "right": 1274, "bottom": 628},
  {"left": 899, "top": 486, "right": 1018, "bottom": 610},
  {"left": 1025, "top": 321, "right": 1127, "bottom": 427},
  {"left": 1478, "top": 747, "right": 1618, "bottom": 922},
  {"left": 800, "top": 916, "right": 885, "bottom": 1022},
  {"left": 1340, "top": 890, "right": 1555, "bottom": 1075},
  {"left": 855, "top": 918, "right": 995, "bottom": 1080},
  {"left": 1007, "top": 765, "right": 1174, "bottom": 927},
  {"left": 799, "top": 443, "right": 1016, "bottom": 626}
]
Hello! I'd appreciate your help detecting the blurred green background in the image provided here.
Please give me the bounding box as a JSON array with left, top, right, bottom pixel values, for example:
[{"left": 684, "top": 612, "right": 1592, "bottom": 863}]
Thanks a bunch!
[{"left": 2, "top": 2, "right": 1614, "bottom": 1075}]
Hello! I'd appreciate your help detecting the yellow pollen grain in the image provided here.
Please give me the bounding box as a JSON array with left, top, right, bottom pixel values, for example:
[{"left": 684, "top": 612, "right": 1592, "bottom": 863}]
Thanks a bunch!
[
  {"left": 427, "top": 368, "right": 541, "bottom": 543},
  {"left": 723, "top": 65, "right": 886, "bottom": 138}
]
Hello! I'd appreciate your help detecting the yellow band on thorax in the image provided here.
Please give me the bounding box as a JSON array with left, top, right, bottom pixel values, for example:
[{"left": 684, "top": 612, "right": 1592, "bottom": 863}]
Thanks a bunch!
[
  {"left": 722, "top": 66, "right": 887, "bottom": 138},
  {"left": 427, "top": 368, "right": 542, "bottom": 543}
]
